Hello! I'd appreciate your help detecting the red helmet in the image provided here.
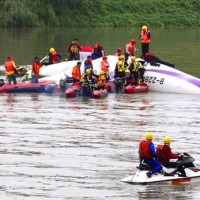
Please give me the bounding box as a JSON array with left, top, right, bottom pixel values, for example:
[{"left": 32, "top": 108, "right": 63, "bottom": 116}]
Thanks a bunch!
[
  {"left": 103, "top": 56, "right": 107, "bottom": 60},
  {"left": 7, "top": 56, "right": 13, "bottom": 60},
  {"left": 131, "top": 39, "right": 136, "bottom": 45}
]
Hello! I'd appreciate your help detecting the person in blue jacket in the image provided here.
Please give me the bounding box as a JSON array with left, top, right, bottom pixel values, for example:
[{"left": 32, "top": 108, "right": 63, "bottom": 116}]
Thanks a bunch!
[
  {"left": 138, "top": 132, "right": 163, "bottom": 178},
  {"left": 84, "top": 55, "right": 93, "bottom": 72}
]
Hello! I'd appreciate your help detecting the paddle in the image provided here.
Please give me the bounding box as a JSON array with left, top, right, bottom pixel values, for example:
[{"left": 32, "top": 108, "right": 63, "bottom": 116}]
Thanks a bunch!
[{"left": 40, "top": 55, "right": 48, "bottom": 64}]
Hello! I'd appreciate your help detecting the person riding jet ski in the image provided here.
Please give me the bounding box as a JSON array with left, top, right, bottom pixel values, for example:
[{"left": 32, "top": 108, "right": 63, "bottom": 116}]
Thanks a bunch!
[
  {"left": 156, "top": 136, "right": 186, "bottom": 177},
  {"left": 138, "top": 132, "right": 162, "bottom": 178}
]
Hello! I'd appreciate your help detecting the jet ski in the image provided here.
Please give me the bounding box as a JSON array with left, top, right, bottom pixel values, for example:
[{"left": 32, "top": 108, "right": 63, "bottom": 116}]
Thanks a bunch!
[{"left": 121, "top": 155, "right": 200, "bottom": 185}]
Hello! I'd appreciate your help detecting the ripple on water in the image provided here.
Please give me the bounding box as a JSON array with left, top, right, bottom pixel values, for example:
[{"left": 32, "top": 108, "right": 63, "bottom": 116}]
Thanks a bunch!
[{"left": 0, "top": 92, "right": 200, "bottom": 199}]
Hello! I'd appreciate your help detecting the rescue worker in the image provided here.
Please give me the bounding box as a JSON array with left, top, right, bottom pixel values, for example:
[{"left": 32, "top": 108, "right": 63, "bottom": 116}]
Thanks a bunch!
[
  {"left": 84, "top": 55, "right": 93, "bottom": 72},
  {"left": 114, "top": 55, "right": 126, "bottom": 78},
  {"left": 138, "top": 132, "right": 162, "bottom": 178},
  {"left": 91, "top": 41, "right": 104, "bottom": 60},
  {"left": 144, "top": 53, "right": 175, "bottom": 68},
  {"left": 80, "top": 68, "right": 97, "bottom": 96},
  {"left": 140, "top": 25, "right": 151, "bottom": 57},
  {"left": 5, "top": 56, "right": 18, "bottom": 85},
  {"left": 97, "top": 70, "right": 107, "bottom": 90},
  {"left": 68, "top": 38, "right": 82, "bottom": 60},
  {"left": 128, "top": 56, "right": 145, "bottom": 85},
  {"left": 31, "top": 56, "right": 41, "bottom": 84},
  {"left": 80, "top": 68, "right": 97, "bottom": 86},
  {"left": 101, "top": 56, "right": 110, "bottom": 81},
  {"left": 48, "top": 48, "right": 62, "bottom": 64},
  {"left": 156, "top": 136, "right": 186, "bottom": 177},
  {"left": 122, "top": 70, "right": 135, "bottom": 86},
  {"left": 114, "top": 48, "right": 122, "bottom": 57},
  {"left": 72, "top": 62, "right": 81, "bottom": 84},
  {"left": 124, "top": 39, "right": 136, "bottom": 66}
]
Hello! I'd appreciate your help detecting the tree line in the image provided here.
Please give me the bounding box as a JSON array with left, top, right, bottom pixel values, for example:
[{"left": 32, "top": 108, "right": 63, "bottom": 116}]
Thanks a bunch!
[{"left": 0, "top": 0, "right": 199, "bottom": 27}]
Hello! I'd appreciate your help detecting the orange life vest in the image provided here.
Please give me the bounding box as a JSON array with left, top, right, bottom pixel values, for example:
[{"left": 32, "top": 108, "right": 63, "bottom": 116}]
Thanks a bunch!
[
  {"left": 101, "top": 60, "right": 109, "bottom": 72},
  {"left": 125, "top": 42, "right": 135, "bottom": 54},
  {"left": 156, "top": 144, "right": 168, "bottom": 163},
  {"left": 140, "top": 30, "right": 151, "bottom": 43},
  {"left": 5, "top": 60, "right": 16, "bottom": 75},
  {"left": 32, "top": 62, "right": 41, "bottom": 76},
  {"left": 72, "top": 66, "right": 81, "bottom": 80},
  {"left": 139, "top": 140, "right": 153, "bottom": 158},
  {"left": 97, "top": 74, "right": 106, "bottom": 86}
]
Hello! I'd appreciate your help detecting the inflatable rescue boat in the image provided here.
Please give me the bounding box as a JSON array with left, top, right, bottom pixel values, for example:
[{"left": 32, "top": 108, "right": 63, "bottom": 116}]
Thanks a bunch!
[
  {"left": 65, "top": 84, "right": 108, "bottom": 99},
  {"left": 125, "top": 84, "right": 148, "bottom": 94},
  {"left": 0, "top": 80, "right": 56, "bottom": 94}
]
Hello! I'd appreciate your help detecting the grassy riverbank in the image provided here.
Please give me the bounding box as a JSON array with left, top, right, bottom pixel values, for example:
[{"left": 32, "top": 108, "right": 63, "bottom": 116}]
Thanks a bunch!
[{"left": 0, "top": 0, "right": 199, "bottom": 28}]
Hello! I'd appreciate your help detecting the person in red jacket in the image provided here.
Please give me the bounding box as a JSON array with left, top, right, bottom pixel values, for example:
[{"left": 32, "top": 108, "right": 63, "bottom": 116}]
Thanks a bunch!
[
  {"left": 156, "top": 136, "right": 186, "bottom": 177},
  {"left": 48, "top": 48, "right": 62, "bottom": 64},
  {"left": 31, "top": 56, "right": 41, "bottom": 83},
  {"left": 5, "top": 56, "right": 18, "bottom": 85},
  {"left": 91, "top": 41, "right": 104, "bottom": 60},
  {"left": 122, "top": 70, "right": 135, "bottom": 86},
  {"left": 124, "top": 39, "right": 136, "bottom": 66}
]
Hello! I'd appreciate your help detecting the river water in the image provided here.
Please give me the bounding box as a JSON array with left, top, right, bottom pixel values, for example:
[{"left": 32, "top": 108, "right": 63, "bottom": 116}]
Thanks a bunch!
[
  {"left": 0, "top": 28, "right": 200, "bottom": 199},
  {"left": 0, "top": 92, "right": 200, "bottom": 200},
  {"left": 0, "top": 27, "right": 200, "bottom": 77}
]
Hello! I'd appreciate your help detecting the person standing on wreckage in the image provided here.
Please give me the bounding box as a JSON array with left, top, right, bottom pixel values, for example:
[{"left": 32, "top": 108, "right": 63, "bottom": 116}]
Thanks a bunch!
[
  {"left": 138, "top": 132, "right": 163, "bottom": 178},
  {"left": 140, "top": 25, "right": 151, "bottom": 57}
]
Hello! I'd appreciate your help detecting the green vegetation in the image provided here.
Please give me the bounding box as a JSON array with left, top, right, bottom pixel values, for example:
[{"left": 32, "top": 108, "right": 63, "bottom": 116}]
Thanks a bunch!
[{"left": 0, "top": 0, "right": 199, "bottom": 27}]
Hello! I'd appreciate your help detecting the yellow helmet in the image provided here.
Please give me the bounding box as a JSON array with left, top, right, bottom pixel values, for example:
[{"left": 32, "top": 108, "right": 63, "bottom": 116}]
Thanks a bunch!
[
  {"left": 50, "top": 48, "right": 55, "bottom": 53},
  {"left": 131, "top": 56, "right": 136, "bottom": 61},
  {"left": 142, "top": 25, "right": 148, "bottom": 30},
  {"left": 145, "top": 132, "right": 153, "bottom": 140},
  {"left": 125, "top": 69, "right": 130, "bottom": 74},
  {"left": 163, "top": 136, "right": 171, "bottom": 144},
  {"left": 86, "top": 68, "right": 92, "bottom": 74},
  {"left": 119, "top": 55, "right": 125, "bottom": 60},
  {"left": 99, "top": 70, "right": 105, "bottom": 75}
]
